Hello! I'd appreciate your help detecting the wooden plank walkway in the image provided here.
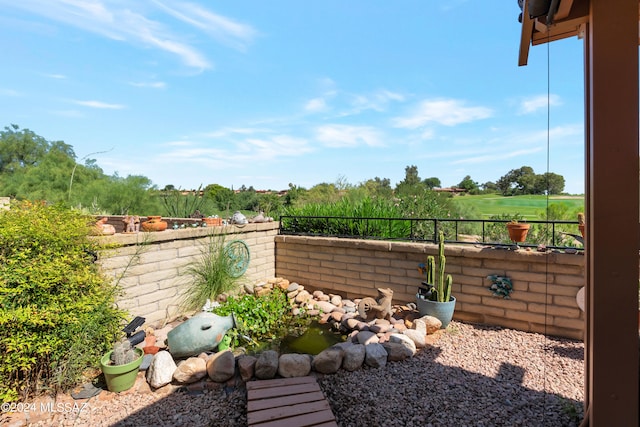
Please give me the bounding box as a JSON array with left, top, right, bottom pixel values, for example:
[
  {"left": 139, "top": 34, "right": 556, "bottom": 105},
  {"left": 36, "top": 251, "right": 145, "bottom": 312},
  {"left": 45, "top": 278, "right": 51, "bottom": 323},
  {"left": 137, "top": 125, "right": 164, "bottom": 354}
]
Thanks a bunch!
[{"left": 246, "top": 376, "right": 338, "bottom": 427}]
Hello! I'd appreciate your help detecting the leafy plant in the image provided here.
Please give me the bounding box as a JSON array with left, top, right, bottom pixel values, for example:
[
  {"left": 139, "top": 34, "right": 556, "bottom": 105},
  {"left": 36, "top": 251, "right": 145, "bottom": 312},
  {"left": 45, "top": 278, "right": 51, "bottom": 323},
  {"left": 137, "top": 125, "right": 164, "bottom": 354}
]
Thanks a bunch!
[
  {"left": 213, "top": 289, "right": 293, "bottom": 350},
  {"left": 180, "top": 233, "right": 246, "bottom": 312},
  {"left": 160, "top": 185, "right": 211, "bottom": 218},
  {"left": 0, "top": 201, "right": 124, "bottom": 402},
  {"left": 418, "top": 230, "right": 452, "bottom": 303}
]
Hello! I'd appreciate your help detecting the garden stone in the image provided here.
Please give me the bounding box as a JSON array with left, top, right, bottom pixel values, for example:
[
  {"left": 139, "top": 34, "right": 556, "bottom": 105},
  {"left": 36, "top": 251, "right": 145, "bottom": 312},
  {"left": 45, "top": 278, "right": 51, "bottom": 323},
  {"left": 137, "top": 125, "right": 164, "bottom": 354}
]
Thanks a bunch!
[
  {"left": 146, "top": 351, "right": 177, "bottom": 389},
  {"left": 243, "top": 283, "right": 255, "bottom": 295},
  {"left": 140, "top": 354, "right": 154, "bottom": 371},
  {"left": 319, "top": 312, "right": 332, "bottom": 324},
  {"left": 276, "top": 279, "right": 290, "bottom": 290},
  {"left": 415, "top": 315, "right": 442, "bottom": 334},
  {"left": 403, "top": 329, "right": 427, "bottom": 348},
  {"left": 369, "top": 323, "right": 391, "bottom": 334},
  {"left": 295, "top": 290, "right": 311, "bottom": 304},
  {"left": 390, "top": 333, "right": 417, "bottom": 356},
  {"left": 382, "top": 342, "right": 413, "bottom": 362},
  {"left": 237, "top": 355, "right": 257, "bottom": 382},
  {"left": 312, "top": 347, "right": 344, "bottom": 374},
  {"left": 255, "top": 350, "right": 279, "bottom": 379},
  {"left": 278, "top": 354, "right": 312, "bottom": 378},
  {"left": 356, "top": 330, "right": 379, "bottom": 345},
  {"left": 330, "top": 295, "right": 342, "bottom": 306},
  {"left": 206, "top": 350, "right": 235, "bottom": 383},
  {"left": 342, "top": 344, "right": 366, "bottom": 371},
  {"left": 315, "top": 301, "right": 336, "bottom": 314},
  {"left": 287, "top": 282, "right": 299, "bottom": 292},
  {"left": 173, "top": 357, "right": 207, "bottom": 384},
  {"left": 364, "top": 343, "right": 388, "bottom": 368},
  {"left": 330, "top": 311, "right": 344, "bottom": 322}
]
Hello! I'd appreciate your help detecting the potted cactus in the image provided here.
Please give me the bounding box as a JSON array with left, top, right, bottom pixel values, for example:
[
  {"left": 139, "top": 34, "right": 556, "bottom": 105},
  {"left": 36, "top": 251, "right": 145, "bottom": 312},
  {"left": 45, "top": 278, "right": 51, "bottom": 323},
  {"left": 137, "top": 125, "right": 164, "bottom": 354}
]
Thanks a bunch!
[
  {"left": 100, "top": 339, "right": 144, "bottom": 392},
  {"left": 416, "top": 230, "right": 456, "bottom": 328}
]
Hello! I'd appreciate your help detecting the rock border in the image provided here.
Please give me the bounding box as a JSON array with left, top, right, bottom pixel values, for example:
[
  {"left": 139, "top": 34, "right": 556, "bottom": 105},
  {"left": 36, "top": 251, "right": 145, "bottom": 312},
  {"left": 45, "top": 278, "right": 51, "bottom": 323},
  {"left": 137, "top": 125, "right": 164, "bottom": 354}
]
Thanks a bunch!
[{"left": 141, "top": 278, "right": 444, "bottom": 391}]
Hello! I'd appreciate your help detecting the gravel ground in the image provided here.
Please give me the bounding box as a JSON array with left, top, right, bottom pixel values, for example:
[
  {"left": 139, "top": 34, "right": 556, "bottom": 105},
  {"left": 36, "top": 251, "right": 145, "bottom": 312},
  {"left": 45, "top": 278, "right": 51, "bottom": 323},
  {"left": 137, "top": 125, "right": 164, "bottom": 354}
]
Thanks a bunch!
[{"left": 5, "top": 321, "right": 584, "bottom": 427}]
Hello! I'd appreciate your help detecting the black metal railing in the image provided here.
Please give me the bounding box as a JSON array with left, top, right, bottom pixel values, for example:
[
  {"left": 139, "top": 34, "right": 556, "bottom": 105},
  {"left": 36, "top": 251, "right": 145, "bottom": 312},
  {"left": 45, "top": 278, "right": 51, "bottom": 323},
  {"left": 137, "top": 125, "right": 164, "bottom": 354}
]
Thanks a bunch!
[{"left": 278, "top": 216, "right": 584, "bottom": 250}]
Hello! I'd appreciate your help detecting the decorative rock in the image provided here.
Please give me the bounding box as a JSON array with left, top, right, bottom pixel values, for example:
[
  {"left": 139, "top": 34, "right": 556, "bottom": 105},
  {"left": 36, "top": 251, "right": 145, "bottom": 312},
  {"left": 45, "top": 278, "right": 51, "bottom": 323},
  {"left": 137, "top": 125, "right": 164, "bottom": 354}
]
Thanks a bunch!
[
  {"left": 306, "top": 309, "right": 320, "bottom": 316},
  {"left": 356, "top": 331, "right": 379, "bottom": 345},
  {"left": 173, "top": 357, "right": 207, "bottom": 384},
  {"left": 146, "top": 351, "right": 177, "bottom": 389},
  {"left": 381, "top": 342, "right": 413, "bottom": 362},
  {"left": 369, "top": 323, "right": 391, "bottom": 334},
  {"left": 287, "top": 282, "right": 300, "bottom": 292},
  {"left": 315, "top": 301, "right": 336, "bottom": 314},
  {"left": 206, "top": 350, "right": 236, "bottom": 383},
  {"left": 319, "top": 312, "right": 332, "bottom": 324},
  {"left": 256, "top": 287, "right": 271, "bottom": 297},
  {"left": 343, "top": 300, "right": 356, "bottom": 308},
  {"left": 312, "top": 290, "right": 324, "bottom": 298},
  {"left": 344, "top": 318, "right": 361, "bottom": 330},
  {"left": 278, "top": 354, "right": 312, "bottom": 378},
  {"left": 390, "top": 333, "right": 417, "bottom": 356},
  {"left": 237, "top": 355, "right": 257, "bottom": 382},
  {"left": 291, "top": 307, "right": 301, "bottom": 316},
  {"left": 342, "top": 344, "right": 366, "bottom": 371},
  {"left": 330, "top": 295, "right": 342, "bottom": 306},
  {"left": 255, "top": 350, "right": 279, "bottom": 380},
  {"left": 295, "top": 290, "right": 311, "bottom": 304},
  {"left": 140, "top": 354, "right": 154, "bottom": 371},
  {"left": 311, "top": 347, "right": 344, "bottom": 374},
  {"left": 277, "top": 279, "right": 290, "bottom": 290},
  {"left": 403, "top": 329, "right": 428, "bottom": 348},
  {"left": 330, "top": 311, "right": 344, "bottom": 322},
  {"left": 415, "top": 315, "right": 442, "bottom": 334},
  {"left": 244, "top": 282, "right": 255, "bottom": 295},
  {"left": 317, "top": 294, "right": 331, "bottom": 302},
  {"left": 287, "top": 290, "right": 299, "bottom": 299},
  {"left": 364, "top": 343, "right": 388, "bottom": 368}
]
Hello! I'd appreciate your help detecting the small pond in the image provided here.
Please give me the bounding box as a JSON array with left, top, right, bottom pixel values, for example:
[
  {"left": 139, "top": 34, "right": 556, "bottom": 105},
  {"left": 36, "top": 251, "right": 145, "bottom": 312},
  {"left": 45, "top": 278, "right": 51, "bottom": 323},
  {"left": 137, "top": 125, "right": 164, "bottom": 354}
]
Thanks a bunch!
[{"left": 245, "top": 320, "right": 346, "bottom": 355}]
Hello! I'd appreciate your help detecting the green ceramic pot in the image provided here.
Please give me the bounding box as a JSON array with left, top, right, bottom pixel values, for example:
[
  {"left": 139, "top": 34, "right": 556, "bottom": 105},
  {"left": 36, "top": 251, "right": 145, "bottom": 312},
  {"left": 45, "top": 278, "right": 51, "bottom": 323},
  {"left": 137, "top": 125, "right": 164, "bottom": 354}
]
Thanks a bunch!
[
  {"left": 100, "top": 347, "right": 144, "bottom": 392},
  {"left": 415, "top": 296, "right": 457, "bottom": 328}
]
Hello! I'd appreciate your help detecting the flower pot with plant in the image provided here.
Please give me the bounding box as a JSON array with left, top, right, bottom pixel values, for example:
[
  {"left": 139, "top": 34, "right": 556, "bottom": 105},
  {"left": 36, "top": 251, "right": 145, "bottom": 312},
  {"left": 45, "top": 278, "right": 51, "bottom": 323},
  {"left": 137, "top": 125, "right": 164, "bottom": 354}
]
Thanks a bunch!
[
  {"left": 416, "top": 230, "right": 456, "bottom": 328},
  {"left": 100, "top": 339, "right": 144, "bottom": 392}
]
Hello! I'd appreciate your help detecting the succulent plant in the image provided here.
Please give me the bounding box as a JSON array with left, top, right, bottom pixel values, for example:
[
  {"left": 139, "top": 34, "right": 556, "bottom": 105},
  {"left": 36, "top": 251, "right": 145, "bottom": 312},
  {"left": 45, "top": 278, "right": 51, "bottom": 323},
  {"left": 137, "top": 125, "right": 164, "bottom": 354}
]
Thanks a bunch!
[
  {"left": 418, "top": 230, "right": 452, "bottom": 303},
  {"left": 110, "top": 339, "right": 139, "bottom": 365}
]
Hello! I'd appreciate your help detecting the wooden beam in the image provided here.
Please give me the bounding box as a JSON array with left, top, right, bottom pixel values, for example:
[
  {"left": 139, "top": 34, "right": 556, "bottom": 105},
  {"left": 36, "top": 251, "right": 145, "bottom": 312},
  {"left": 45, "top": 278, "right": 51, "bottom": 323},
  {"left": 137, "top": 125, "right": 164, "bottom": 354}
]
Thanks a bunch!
[{"left": 518, "top": 0, "right": 534, "bottom": 66}]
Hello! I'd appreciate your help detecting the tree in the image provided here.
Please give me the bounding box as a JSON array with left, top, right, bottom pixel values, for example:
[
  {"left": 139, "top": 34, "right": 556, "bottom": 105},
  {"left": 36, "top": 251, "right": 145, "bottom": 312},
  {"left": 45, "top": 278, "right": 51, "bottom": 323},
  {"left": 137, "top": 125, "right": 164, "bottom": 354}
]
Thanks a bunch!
[
  {"left": 395, "top": 165, "right": 427, "bottom": 196},
  {"left": 457, "top": 175, "right": 479, "bottom": 194},
  {"left": 423, "top": 177, "right": 441, "bottom": 189}
]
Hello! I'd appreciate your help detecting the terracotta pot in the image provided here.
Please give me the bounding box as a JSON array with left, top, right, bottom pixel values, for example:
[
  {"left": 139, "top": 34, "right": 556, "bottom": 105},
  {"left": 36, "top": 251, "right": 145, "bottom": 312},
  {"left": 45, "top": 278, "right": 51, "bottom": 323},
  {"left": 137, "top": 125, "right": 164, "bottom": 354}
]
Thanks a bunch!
[
  {"left": 143, "top": 345, "right": 159, "bottom": 355},
  {"left": 144, "top": 335, "right": 156, "bottom": 347},
  {"left": 141, "top": 216, "right": 168, "bottom": 232},
  {"left": 204, "top": 217, "right": 222, "bottom": 227},
  {"left": 506, "top": 223, "right": 530, "bottom": 243}
]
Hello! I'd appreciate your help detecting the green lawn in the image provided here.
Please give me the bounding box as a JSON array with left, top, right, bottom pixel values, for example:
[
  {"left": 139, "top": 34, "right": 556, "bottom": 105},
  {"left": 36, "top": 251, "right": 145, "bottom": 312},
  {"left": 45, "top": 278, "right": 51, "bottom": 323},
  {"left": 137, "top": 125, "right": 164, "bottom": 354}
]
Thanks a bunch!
[{"left": 451, "top": 194, "right": 585, "bottom": 220}]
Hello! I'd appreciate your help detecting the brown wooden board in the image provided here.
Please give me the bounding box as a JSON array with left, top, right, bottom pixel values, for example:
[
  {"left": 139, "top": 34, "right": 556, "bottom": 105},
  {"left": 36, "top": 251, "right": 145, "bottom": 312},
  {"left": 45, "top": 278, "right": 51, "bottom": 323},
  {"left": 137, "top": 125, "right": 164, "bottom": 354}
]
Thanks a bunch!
[{"left": 246, "top": 376, "right": 338, "bottom": 427}]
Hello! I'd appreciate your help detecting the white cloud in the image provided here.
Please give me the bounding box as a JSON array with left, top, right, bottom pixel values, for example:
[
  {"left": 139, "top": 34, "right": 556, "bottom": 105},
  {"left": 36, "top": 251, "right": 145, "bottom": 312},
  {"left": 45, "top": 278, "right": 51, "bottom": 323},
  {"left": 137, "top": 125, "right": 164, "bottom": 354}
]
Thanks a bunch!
[
  {"left": 71, "top": 99, "right": 126, "bottom": 109},
  {"left": 1, "top": 0, "right": 258, "bottom": 70},
  {"left": 452, "top": 147, "right": 544, "bottom": 165},
  {"left": 519, "top": 94, "right": 562, "bottom": 114},
  {"left": 393, "top": 98, "right": 493, "bottom": 128},
  {"left": 315, "top": 124, "right": 383, "bottom": 148},
  {"left": 244, "top": 135, "right": 312, "bottom": 158},
  {"left": 152, "top": 1, "right": 258, "bottom": 51},
  {"left": 129, "top": 81, "right": 166, "bottom": 89},
  {"left": 304, "top": 97, "right": 328, "bottom": 113},
  {"left": 43, "top": 73, "right": 67, "bottom": 79}
]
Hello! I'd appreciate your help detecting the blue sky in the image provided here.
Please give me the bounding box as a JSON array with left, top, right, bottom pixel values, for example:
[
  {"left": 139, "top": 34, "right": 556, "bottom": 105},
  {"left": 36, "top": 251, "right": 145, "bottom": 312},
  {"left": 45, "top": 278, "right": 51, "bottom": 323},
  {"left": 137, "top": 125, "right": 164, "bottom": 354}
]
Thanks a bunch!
[{"left": 0, "top": 1, "right": 585, "bottom": 194}]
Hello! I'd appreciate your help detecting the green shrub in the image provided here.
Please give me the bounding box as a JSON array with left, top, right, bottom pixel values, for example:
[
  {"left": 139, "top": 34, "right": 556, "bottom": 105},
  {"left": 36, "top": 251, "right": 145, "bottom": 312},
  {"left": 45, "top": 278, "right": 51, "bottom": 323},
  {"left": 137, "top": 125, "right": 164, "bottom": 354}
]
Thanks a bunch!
[{"left": 0, "top": 201, "right": 124, "bottom": 401}]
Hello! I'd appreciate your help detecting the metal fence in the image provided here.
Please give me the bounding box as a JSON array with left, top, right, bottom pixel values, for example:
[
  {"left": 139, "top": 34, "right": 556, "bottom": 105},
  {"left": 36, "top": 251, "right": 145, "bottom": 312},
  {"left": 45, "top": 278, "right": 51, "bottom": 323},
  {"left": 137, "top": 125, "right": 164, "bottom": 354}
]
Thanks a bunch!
[{"left": 278, "top": 216, "right": 584, "bottom": 250}]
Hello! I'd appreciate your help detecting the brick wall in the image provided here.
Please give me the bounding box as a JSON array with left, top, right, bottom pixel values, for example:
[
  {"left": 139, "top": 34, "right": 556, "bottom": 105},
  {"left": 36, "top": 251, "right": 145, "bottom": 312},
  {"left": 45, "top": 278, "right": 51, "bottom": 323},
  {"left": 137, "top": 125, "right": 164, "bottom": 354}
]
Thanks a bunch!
[
  {"left": 97, "top": 223, "right": 278, "bottom": 327},
  {"left": 275, "top": 235, "right": 585, "bottom": 339}
]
